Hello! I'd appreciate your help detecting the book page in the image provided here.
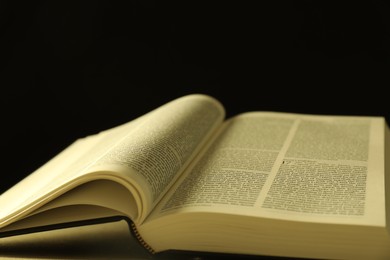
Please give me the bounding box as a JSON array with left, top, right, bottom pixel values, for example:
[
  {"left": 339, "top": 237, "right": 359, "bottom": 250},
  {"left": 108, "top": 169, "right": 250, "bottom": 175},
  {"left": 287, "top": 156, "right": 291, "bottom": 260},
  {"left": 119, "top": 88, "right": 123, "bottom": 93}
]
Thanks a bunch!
[
  {"left": 0, "top": 94, "right": 225, "bottom": 228},
  {"left": 151, "top": 112, "right": 386, "bottom": 226},
  {"left": 0, "top": 113, "right": 149, "bottom": 228},
  {"left": 93, "top": 94, "right": 224, "bottom": 222}
]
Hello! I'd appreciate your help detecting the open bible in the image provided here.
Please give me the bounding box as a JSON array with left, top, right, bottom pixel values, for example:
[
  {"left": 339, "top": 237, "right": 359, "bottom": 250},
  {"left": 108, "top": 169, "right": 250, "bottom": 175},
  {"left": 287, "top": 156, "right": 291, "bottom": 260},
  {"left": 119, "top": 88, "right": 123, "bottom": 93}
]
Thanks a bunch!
[{"left": 1, "top": 94, "right": 389, "bottom": 260}]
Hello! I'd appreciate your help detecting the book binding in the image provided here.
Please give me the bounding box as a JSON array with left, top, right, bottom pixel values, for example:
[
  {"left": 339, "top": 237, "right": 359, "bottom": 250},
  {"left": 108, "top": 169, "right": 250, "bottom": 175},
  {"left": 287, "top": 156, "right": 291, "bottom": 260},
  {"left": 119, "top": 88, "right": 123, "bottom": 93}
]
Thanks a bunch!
[{"left": 130, "top": 222, "right": 155, "bottom": 254}]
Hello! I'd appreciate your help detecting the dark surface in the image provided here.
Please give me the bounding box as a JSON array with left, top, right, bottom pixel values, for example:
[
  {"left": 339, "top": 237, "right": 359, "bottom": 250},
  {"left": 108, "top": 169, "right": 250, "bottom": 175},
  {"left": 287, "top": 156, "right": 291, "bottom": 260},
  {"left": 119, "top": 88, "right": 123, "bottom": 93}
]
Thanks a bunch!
[{"left": 1, "top": 1, "right": 389, "bottom": 259}]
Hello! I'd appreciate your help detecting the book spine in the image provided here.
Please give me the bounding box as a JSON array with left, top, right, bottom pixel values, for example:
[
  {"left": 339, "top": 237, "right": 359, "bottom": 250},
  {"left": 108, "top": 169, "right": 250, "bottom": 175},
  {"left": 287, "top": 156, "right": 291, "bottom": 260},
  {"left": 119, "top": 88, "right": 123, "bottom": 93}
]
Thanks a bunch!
[{"left": 130, "top": 222, "right": 156, "bottom": 254}]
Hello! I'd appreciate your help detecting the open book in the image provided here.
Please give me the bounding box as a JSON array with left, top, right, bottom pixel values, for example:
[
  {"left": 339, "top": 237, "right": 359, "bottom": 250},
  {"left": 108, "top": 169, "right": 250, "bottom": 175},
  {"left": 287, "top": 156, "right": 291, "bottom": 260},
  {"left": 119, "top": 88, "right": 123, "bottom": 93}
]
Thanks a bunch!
[{"left": 1, "top": 94, "right": 389, "bottom": 260}]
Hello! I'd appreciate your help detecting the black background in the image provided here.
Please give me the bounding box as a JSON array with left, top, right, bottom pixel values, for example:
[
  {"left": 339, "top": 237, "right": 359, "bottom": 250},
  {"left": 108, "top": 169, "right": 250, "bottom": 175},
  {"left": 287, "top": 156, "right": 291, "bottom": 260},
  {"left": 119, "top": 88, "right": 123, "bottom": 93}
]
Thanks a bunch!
[{"left": 2, "top": 1, "right": 390, "bottom": 198}]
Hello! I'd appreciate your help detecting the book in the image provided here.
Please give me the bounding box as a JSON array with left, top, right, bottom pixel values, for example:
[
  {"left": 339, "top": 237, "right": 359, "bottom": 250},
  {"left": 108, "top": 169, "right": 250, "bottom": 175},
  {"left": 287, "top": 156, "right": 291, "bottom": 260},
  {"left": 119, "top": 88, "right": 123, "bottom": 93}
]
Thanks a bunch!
[{"left": 0, "top": 94, "right": 389, "bottom": 260}]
